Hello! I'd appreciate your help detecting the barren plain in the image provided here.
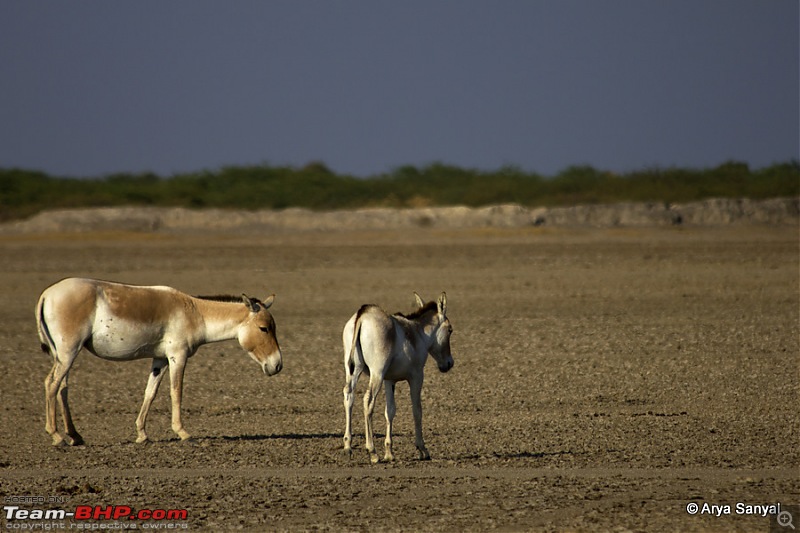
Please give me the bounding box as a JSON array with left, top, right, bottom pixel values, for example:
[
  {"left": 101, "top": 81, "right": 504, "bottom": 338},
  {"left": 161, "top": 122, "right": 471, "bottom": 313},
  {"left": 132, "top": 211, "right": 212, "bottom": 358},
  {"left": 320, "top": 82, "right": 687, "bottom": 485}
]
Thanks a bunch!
[{"left": 0, "top": 220, "right": 797, "bottom": 532}]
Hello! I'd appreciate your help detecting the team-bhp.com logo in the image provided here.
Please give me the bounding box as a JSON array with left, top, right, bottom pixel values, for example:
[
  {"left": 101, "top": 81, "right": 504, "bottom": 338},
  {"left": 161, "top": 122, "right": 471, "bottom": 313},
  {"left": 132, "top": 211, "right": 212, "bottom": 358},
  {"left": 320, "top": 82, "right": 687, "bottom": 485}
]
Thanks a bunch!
[
  {"left": 4, "top": 504, "right": 189, "bottom": 528},
  {"left": 76, "top": 506, "right": 187, "bottom": 521}
]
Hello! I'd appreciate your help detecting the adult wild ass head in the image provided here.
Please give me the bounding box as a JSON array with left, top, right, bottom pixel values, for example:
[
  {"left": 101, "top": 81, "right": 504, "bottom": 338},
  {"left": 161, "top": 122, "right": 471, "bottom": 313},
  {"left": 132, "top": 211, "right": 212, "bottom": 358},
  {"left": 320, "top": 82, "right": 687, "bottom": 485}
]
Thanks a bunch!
[{"left": 238, "top": 294, "right": 282, "bottom": 376}]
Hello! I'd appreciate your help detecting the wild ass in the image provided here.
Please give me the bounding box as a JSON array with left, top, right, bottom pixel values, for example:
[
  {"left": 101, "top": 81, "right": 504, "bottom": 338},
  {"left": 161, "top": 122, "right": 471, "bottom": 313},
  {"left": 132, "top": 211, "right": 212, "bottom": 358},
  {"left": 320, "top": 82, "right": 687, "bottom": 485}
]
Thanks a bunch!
[
  {"left": 342, "top": 292, "right": 454, "bottom": 463},
  {"left": 36, "top": 277, "right": 282, "bottom": 446}
]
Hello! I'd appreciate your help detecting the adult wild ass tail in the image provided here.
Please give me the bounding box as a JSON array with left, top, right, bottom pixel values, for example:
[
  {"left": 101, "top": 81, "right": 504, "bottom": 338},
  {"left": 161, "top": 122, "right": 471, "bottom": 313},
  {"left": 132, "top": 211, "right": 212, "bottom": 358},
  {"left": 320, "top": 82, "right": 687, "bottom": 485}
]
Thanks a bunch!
[{"left": 36, "top": 296, "right": 55, "bottom": 356}]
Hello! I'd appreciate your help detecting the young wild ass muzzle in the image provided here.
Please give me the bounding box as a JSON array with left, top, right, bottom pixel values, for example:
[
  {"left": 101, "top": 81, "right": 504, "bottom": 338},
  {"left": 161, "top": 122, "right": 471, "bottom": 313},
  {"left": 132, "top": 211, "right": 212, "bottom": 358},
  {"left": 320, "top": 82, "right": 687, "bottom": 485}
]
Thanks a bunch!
[
  {"left": 342, "top": 292, "right": 454, "bottom": 463},
  {"left": 36, "top": 277, "right": 282, "bottom": 446}
]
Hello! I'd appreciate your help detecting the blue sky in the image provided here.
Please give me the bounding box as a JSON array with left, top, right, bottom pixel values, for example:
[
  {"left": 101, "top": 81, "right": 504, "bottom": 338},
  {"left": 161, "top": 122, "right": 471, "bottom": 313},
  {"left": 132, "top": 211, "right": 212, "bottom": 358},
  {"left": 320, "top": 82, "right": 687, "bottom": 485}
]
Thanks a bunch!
[{"left": 1, "top": 1, "right": 797, "bottom": 178}]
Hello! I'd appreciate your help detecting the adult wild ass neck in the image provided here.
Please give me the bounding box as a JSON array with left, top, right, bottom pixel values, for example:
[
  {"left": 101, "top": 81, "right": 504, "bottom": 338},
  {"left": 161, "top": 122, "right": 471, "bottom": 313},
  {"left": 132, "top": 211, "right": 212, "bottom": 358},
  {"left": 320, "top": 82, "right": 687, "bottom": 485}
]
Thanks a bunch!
[
  {"left": 342, "top": 292, "right": 454, "bottom": 463},
  {"left": 36, "top": 277, "right": 282, "bottom": 446}
]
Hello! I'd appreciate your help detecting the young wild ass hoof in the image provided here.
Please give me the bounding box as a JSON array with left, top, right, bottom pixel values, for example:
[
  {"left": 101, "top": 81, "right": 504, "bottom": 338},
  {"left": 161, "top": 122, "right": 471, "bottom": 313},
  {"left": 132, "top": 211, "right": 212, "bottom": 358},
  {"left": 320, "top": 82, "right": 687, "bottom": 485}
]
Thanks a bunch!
[
  {"left": 36, "top": 278, "right": 283, "bottom": 446},
  {"left": 342, "top": 292, "right": 454, "bottom": 463}
]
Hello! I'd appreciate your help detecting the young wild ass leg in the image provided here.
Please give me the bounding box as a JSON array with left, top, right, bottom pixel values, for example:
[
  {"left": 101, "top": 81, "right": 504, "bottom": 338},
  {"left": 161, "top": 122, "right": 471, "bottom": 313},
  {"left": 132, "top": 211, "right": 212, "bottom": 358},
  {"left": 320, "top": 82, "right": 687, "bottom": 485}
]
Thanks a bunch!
[
  {"left": 135, "top": 359, "right": 168, "bottom": 443},
  {"left": 383, "top": 380, "right": 396, "bottom": 462},
  {"left": 342, "top": 364, "right": 363, "bottom": 456},
  {"left": 362, "top": 374, "right": 384, "bottom": 464},
  {"left": 409, "top": 376, "right": 430, "bottom": 460},
  {"left": 167, "top": 354, "right": 192, "bottom": 441}
]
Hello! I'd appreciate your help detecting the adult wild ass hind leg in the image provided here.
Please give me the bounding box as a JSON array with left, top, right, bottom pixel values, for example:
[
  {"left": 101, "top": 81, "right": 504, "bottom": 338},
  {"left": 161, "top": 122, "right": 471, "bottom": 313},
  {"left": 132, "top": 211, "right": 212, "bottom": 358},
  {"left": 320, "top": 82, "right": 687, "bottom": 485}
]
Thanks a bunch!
[
  {"left": 56, "top": 373, "right": 84, "bottom": 446},
  {"left": 43, "top": 343, "right": 84, "bottom": 447}
]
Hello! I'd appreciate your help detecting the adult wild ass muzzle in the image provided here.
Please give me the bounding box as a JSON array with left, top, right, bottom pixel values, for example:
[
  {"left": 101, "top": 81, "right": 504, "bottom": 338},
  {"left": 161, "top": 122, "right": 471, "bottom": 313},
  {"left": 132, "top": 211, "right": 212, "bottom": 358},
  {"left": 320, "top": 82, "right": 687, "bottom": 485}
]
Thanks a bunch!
[{"left": 253, "top": 349, "right": 282, "bottom": 376}]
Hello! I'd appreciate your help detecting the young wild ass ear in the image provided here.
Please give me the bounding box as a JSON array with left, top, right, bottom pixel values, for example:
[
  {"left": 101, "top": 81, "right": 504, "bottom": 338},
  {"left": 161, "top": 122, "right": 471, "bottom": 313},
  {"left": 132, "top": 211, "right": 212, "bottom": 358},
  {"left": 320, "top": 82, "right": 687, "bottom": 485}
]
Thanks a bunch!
[
  {"left": 36, "top": 278, "right": 282, "bottom": 446},
  {"left": 342, "top": 292, "right": 454, "bottom": 463},
  {"left": 413, "top": 291, "right": 425, "bottom": 309}
]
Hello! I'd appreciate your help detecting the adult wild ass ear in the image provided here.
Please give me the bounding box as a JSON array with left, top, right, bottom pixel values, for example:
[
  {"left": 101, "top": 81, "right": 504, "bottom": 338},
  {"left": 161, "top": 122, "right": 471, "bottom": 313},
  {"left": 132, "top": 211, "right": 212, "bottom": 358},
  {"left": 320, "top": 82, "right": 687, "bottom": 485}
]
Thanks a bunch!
[
  {"left": 242, "top": 293, "right": 275, "bottom": 312},
  {"left": 437, "top": 292, "right": 447, "bottom": 316},
  {"left": 242, "top": 294, "right": 259, "bottom": 312},
  {"left": 260, "top": 294, "right": 275, "bottom": 309}
]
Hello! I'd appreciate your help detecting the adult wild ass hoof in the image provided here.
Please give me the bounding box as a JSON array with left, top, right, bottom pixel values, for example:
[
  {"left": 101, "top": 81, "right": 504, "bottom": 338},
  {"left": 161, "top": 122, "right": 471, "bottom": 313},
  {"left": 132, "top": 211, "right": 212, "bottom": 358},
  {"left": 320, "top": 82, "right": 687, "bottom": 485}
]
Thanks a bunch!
[
  {"left": 66, "top": 433, "right": 85, "bottom": 447},
  {"left": 50, "top": 432, "right": 84, "bottom": 447}
]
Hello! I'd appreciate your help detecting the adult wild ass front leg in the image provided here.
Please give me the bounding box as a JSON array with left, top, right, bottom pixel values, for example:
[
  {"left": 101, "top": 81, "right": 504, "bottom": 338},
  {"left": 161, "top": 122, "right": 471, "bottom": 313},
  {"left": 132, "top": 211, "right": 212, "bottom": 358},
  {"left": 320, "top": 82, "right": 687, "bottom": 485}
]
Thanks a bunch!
[
  {"left": 166, "top": 353, "right": 192, "bottom": 441},
  {"left": 135, "top": 359, "right": 167, "bottom": 443},
  {"left": 129, "top": 351, "right": 192, "bottom": 443}
]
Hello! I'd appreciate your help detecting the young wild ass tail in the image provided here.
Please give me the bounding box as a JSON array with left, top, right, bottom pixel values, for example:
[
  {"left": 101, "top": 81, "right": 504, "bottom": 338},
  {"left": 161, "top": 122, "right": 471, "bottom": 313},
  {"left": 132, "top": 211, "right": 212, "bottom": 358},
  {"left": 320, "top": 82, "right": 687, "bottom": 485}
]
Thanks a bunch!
[
  {"left": 36, "top": 277, "right": 283, "bottom": 446},
  {"left": 342, "top": 292, "right": 454, "bottom": 463}
]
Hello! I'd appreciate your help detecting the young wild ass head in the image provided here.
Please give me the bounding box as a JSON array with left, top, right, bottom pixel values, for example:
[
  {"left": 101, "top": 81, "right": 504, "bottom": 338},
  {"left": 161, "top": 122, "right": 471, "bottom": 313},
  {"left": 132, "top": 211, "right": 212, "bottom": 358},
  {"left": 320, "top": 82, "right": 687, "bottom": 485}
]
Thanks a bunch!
[
  {"left": 342, "top": 291, "right": 454, "bottom": 463},
  {"left": 411, "top": 291, "right": 453, "bottom": 373}
]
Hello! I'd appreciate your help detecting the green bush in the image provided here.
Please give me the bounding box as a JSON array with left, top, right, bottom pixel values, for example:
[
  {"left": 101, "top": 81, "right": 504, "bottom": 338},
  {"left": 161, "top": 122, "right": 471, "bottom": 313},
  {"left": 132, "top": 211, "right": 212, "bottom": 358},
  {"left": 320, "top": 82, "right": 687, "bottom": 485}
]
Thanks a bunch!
[{"left": 0, "top": 160, "right": 797, "bottom": 222}]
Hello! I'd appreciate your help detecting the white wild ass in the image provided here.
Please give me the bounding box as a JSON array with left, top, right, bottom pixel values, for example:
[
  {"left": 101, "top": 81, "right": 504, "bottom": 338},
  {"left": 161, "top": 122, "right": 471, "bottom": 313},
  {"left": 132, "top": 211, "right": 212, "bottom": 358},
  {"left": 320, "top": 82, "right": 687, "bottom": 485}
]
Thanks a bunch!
[
  {"left": 36, "top": 277, "right": 282, "bottom": 446},
  {"left": 342, "top": 292, "right": 454, "bottom": 463}
]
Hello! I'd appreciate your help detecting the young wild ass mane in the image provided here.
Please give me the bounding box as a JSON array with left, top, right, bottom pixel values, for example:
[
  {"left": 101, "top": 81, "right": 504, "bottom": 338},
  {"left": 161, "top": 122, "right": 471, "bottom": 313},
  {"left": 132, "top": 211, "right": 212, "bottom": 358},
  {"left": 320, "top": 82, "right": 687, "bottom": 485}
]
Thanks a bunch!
[
  {"left": 342, "top": 292, "right": 454, "bottom": 463},
  {"left": 36, "top": 277, "right": 282, "bottom": 446}
]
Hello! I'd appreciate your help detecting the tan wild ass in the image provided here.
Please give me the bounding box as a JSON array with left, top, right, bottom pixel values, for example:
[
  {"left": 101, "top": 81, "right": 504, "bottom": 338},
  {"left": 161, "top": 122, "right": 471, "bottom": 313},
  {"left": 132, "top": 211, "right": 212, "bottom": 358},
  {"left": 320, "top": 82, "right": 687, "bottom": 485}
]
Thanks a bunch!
[
  {"left": 342, "top": 292, "right": 454, "bottom": 463},
  {"left": 36, "top": 277, "right": 282, "bottom": 446}
]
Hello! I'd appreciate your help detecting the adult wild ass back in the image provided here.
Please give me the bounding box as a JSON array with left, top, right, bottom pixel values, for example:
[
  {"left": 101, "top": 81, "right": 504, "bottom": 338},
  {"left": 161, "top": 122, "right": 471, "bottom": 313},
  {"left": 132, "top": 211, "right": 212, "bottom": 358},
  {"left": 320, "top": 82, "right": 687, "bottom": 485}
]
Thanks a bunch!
[
  {"left": 36, "top": 277, "right": 282, "bottom": 446},
  {"left": 342, "top": 292, "right": 454, "bottom": 463}
]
